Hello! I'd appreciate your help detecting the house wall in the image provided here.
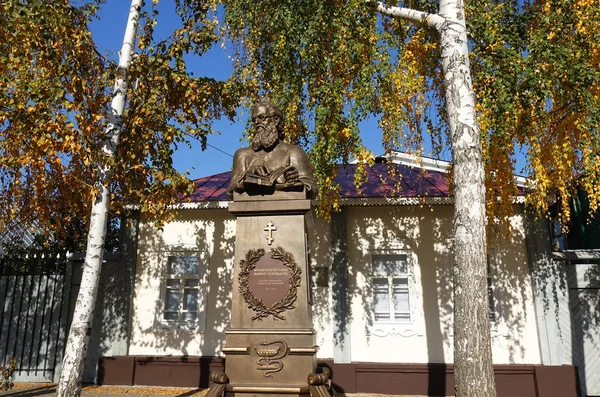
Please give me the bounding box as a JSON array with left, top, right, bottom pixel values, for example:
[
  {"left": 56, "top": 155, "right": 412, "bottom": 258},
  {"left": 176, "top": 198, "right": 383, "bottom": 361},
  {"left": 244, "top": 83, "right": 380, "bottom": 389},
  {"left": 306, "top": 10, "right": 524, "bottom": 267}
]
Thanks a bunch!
[
  {"left": 343, "top": 204, "right": 541, "bottom": 365},
  {"left": 129, "top": 204, "right": 541, "bottom": 365},
  {"left": 308, "top": 213, "right": 335, "bottom": 358},
  {"left": 129, "top": 209, "right": 236, "bottom": 356}
]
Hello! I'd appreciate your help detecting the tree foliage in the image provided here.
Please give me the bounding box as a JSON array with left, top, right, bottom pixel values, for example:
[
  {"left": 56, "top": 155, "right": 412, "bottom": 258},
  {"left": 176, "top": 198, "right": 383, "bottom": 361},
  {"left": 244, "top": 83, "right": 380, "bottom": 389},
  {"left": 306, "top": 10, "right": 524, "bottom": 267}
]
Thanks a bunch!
[
  {"left": 3, "top": 0, "right": 595, "bottom": 237},
  {"left": 1, "top": 1, "right": 108, "bottom": 241},
  {"left": 0, "top": 0, "right": 237, "bottom": 244},
  {"left": 222, "top": 0, "right": 600, "bottom": 223},
  {"left": 467, "top": 0, "right": 600, "bottom": 225},
  {"left": 223, "top": 0, "right": 387, "bottom": 214}
]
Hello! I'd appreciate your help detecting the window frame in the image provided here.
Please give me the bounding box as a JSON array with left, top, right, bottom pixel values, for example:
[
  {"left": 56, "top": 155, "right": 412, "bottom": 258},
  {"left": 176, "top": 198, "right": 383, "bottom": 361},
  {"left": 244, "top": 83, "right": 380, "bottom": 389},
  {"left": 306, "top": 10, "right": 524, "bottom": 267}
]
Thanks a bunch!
[
  {"left": 370, "top": 252, "right": 416, "bottom": 325},
  {"left": 158, "top": 250, "right": 209, "bottom": 333}
]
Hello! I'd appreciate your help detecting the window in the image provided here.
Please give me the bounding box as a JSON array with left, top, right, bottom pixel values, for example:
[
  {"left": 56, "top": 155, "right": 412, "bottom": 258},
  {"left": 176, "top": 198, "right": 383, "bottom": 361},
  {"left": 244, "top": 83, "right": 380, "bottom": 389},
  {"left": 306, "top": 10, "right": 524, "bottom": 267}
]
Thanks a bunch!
[
  {"left": 549, "top": 219, "right": 566, "bottom": 251},
  {"left": 162, "top": 255, "right": 206, "bottom": 327},
  {"left": 372, "top": 254, "right": 412, "bottom": 323}
]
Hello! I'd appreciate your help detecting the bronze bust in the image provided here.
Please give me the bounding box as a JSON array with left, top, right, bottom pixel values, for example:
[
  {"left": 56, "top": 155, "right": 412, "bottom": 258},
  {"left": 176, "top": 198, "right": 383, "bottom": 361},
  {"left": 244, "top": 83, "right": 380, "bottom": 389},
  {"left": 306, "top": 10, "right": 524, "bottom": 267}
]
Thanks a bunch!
[{"left": 227, "top": 102, "right": 318, "bottom": 199}]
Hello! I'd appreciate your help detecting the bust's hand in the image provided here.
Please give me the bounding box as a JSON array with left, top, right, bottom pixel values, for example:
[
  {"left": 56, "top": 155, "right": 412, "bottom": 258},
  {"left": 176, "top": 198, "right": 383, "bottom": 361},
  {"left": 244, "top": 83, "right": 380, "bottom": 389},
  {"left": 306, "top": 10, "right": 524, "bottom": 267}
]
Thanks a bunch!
[
  {"left": 283, "top": 166, "right": 300, "bottom": 183},
  {"left": 250, "top": 165, "right": 270, "bottom": 177}
]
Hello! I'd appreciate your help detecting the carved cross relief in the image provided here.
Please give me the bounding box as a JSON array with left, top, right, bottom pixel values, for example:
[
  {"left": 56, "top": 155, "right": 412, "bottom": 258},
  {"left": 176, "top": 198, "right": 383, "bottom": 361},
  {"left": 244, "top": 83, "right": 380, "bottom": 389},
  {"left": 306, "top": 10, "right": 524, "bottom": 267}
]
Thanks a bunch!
[{"left": 264, "top": 221, "right": 277, "bottom": 245}]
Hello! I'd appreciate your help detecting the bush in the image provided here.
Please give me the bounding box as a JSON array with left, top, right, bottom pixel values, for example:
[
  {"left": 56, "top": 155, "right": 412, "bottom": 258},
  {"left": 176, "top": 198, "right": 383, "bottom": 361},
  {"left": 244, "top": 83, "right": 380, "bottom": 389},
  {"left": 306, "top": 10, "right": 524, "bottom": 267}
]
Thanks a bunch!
[{"left": 0, "top": 358, "right": 17, "bottom": 391}]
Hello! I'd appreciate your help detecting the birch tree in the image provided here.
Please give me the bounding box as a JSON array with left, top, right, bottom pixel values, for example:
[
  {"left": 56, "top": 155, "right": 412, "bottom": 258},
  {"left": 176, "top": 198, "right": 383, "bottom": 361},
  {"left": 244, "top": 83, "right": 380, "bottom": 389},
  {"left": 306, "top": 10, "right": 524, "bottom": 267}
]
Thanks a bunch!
[
  {"left": 2, "top": 0, "right": 236, "bottom": 394},
  {"left": 55, "top": 1, "right": 143, "bottom": 395},
  {"left": 367, "top": 2, "right": 496, "bottom": 395}
]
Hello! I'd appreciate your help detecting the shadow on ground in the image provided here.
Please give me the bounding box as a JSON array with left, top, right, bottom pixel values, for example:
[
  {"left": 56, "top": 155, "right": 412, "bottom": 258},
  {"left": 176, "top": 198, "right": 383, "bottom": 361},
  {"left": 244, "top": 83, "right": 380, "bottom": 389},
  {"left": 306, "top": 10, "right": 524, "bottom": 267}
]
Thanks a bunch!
[{"left": 0, "top": 384, "right": 208, "bottom": 396}]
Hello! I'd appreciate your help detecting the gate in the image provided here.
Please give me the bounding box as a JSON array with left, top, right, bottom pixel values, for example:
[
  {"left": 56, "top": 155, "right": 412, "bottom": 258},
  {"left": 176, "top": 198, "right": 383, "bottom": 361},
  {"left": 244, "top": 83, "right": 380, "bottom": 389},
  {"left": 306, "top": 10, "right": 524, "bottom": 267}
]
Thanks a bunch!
[{"left": 0, "top": 253, "right": 72, "bottom": 382}]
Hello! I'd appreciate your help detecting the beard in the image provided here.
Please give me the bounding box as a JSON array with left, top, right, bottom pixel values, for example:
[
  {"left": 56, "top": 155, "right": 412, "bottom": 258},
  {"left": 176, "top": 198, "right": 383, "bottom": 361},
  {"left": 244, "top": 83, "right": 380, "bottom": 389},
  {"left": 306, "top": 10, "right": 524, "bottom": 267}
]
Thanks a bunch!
[{"left": 252, "top": 122, "right": 279, "bottom": 151}]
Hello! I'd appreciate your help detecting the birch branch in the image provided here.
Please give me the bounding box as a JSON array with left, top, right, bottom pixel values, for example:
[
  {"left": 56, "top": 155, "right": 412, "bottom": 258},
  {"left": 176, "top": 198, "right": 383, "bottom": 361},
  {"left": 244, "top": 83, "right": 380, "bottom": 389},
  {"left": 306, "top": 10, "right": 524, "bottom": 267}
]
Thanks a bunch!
[{"left": 366, "top": 0, "right": 445, "bottom": 30}]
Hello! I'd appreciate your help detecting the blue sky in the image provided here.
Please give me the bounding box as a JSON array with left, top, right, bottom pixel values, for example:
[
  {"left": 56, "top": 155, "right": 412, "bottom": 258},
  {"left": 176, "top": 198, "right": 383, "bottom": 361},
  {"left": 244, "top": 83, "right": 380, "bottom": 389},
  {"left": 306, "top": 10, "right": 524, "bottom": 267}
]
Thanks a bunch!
[
  {"left": 89, "top": 1, "right": 526, "bottom": 179},
  {"left": 90, "top": 1, "right": 242, "bottom": 179},
  {"left": 88, "top": 0, "right": 413, "bottom": 180}
]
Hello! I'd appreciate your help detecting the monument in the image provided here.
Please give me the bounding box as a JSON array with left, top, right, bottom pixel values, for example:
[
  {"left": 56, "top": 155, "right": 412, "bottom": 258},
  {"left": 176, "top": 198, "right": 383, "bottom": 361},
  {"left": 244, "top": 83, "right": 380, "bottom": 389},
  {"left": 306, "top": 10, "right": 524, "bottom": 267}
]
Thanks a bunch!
[{"left": 207, "top": 102, "right": 330, "bottom": 397}]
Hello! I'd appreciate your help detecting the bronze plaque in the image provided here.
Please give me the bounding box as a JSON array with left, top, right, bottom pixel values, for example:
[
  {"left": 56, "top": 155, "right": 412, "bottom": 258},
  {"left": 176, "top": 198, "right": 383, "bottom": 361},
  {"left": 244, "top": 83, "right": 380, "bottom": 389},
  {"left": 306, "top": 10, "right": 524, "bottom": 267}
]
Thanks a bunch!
[
  {"left": 249, "top": 256, "right": 289, "bottom": 307},
  {"left": 238, "top": 247, "right": 301, "bottom": 321}
]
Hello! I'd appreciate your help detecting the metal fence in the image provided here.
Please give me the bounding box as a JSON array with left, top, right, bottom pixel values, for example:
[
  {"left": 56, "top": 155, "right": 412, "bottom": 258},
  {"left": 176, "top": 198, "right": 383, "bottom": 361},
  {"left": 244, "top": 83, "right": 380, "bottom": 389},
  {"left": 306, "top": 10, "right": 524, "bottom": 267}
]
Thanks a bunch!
[{"left": 0, "top": 253, "right": 72, "bottom": 382}]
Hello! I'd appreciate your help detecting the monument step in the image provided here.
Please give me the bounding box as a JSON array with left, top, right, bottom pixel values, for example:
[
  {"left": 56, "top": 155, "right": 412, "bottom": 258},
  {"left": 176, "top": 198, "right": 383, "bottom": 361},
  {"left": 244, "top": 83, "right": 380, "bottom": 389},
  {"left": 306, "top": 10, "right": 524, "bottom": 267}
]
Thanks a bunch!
[
  {"left": 226, "top": 328, "right": 316, "bottom": 335},
  {"left": 226, "top": 384, "right": 309, "bottom": 394}
]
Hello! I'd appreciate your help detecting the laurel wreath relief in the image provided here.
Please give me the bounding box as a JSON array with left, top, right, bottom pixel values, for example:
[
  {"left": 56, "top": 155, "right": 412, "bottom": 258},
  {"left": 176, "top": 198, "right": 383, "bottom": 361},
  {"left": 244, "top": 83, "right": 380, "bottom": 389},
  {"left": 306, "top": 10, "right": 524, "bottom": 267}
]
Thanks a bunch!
[{"left": 238, "top": 247, "right": 301, "bottom": 321}]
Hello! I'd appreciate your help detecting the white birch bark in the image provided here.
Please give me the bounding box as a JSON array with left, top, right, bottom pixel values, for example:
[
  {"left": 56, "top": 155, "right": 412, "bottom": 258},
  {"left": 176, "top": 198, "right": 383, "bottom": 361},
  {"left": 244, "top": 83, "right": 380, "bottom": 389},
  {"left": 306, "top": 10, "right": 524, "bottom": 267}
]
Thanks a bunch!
[
  {"left": 56, "top": 1, "right": 142, "bottom": 395},
  {"left": 371, "top": 1, "right": 497, "bottom": 396},
  {"left": 436, "top": 1, "right": 496, "bottom": 395}
]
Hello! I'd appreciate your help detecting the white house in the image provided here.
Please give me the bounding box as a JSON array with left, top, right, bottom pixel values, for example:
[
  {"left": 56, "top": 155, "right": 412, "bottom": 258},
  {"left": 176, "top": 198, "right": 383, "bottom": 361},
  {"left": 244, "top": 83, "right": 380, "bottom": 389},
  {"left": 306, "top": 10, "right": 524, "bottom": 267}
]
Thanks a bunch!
[{"left": 96, "top": 153, "right": 580, "bottom": 396}]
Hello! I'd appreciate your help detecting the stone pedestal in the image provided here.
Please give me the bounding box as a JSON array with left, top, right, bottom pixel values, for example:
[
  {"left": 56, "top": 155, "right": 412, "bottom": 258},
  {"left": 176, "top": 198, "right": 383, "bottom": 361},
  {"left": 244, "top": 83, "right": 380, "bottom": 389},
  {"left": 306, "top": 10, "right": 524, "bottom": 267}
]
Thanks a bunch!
[{"left": 223, "top": 191, "right": 317, "bottom": 397}]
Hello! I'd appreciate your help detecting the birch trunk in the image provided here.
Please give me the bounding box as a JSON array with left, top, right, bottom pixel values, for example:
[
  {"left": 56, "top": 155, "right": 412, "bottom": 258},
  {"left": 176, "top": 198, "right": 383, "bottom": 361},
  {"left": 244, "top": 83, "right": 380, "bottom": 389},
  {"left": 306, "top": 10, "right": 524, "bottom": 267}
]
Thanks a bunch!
[
  {"left": 436, "top": 1, "right": 496, "bottom": 395},
  {"left": 370, "top": 1, "right": 496, "bottom": 395},
  {"left": 56, "top": 1, "right": 142, "bottom": 395}
]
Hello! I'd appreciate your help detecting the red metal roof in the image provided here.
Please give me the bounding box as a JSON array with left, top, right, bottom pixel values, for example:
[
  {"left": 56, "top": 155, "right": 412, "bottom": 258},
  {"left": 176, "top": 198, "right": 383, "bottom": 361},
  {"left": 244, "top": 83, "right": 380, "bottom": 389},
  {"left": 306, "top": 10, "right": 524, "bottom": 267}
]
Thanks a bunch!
[
  {"left": 189, "top": 171, "right": 231, "bottom": 202},
  {"left": 337, "top": 163, "right": 449, "bottom": 198},
  {"left": 188, "top": 162, "right": 450, "bottom": 202}
]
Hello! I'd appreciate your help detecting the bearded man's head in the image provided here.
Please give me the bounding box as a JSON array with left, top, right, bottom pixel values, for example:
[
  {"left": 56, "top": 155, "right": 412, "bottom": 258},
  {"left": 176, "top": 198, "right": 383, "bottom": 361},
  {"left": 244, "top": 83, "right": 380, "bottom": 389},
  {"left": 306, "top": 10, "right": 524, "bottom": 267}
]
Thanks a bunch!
[{"left": 251, "top": 102, "right": 284, "bottom": 152}]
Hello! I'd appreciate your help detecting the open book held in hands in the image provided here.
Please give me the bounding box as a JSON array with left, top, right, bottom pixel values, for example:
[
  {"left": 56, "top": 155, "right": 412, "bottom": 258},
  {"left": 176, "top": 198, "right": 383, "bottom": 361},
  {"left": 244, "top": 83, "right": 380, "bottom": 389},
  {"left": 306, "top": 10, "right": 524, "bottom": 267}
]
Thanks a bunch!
[{"left": 245, "top": 166, "right": 289, "bottom": 186}]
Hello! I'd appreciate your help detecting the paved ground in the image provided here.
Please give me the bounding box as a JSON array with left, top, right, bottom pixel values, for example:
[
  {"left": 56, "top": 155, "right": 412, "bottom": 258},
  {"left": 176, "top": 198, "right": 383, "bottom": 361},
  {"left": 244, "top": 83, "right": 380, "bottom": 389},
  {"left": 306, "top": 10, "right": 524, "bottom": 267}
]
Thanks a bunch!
[
  {"left": 0, "top": 384, "right": 430, "bottom": 397},
  {"left": 0, "top": 384, "right": 208, "bottom": 397}
]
